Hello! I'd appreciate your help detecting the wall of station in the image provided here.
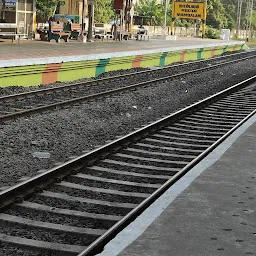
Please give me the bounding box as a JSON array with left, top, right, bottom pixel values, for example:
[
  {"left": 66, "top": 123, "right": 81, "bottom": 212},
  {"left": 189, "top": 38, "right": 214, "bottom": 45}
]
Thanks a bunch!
[
  {"left": 0, "top": 42, "right": 248, "bottom": 87},
  {"left": 0, "top": 0, "right": 36, "bottom": 38}
]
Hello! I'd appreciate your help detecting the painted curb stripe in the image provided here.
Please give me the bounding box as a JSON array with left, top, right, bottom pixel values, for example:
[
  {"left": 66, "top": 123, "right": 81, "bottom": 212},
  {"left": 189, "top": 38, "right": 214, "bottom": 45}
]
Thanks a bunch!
[
  {"left": 197, "top": 48, "right": 204, "bottom": 60},
  {"left": 223, "top": 45, "right": 228, "bottom": 54},
  {"left": 211, "top": 47, "right": 215, "bottom": 57},
  {"left": 160, "top": 52, "right": 168, "bottom": 67},
  {"left": 132, "top": 55, "right": 144, "bottom": 68},
  {"left": 162, "top": 51, "right": 182, "bottom": 66},
  {"left": 96, "top": 58, "right": 111, "bottom": 77},
  {"left": 42, "top": 63, "right": 62, "bottom": 85},
  {"left": 180, "top": 50, "right": 187, "bottom": 62}
]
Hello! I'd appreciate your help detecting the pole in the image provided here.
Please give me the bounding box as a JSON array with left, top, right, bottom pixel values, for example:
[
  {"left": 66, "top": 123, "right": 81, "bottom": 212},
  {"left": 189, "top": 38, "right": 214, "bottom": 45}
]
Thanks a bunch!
[
  {"left": 171, "top": 0, "right": 175, "bottom": 35},
  {"left": 170, "top": 18, "right": 174, "bottom": 35},
  {"left": 245, "top": 0, "right": 254, "bottom": 40},
  {"left": 201, "top": 0, "right": 207, "bottom": 38},
  {"left": 87, "top": 3, "right": 94, "bottom": 42},
  {"left": 78, "top": 0, "right": 87, "bottom": 42},
  {"left": 245, "top": 0, "right": 249, "bottom": 39},
  {"left": 81, "top": 0, "right": 85, "bottom": 35},
  {"left": 248, "top": 0, "right": 254, "bottom": 39},
  {"left": 164, "top": 0, "right": 168, "bottom": 35},
  {"left": 236, "top": 0, "right": 243, "bottom": 38},
  {"left": 130, "top": 15, "right": 133, "bottom": 37},
  {"left": 130, "top": 4, "right": 134, "bottom": 38},
  {"left": 32, "top": 0, "right": 36, "bottom": 39}
]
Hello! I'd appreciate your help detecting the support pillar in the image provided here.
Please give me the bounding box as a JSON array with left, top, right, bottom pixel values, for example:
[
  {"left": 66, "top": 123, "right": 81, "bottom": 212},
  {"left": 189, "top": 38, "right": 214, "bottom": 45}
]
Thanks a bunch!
[
  {"left": 170, "top": 18, "right": 175, "bottom": 35},
  {"left": 87, "top": 4, "right": 94, "bottom": 42},
  {"left": 202, "top": 20, "right": 206, "bottom": 38}
]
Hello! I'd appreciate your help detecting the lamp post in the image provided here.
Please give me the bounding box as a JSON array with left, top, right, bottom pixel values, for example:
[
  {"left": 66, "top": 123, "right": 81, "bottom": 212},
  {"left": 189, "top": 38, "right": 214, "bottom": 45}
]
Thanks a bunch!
[
  {"left": 164, "top": 0, "right": 168, "bottom": 35},
  {"left": 202, "top": 0, "right": 207, "bottom": 38},
  {"left": 171, "top": 0, "right": 175, "bottom": 35}
]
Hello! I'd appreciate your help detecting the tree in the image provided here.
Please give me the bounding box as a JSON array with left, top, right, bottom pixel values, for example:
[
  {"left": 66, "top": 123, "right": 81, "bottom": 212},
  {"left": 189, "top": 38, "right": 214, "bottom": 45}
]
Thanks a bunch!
[
  {"left": 36, "top": 0, "right": 65, "bottom": 21},
  {"left": 219, "top": 0, "right": 256, "bottom": 32},
  {"left": 135, "top": 0, "right": 172, "bottom": 26},
  {"left": 252, "top": 9, "right": 256, "bottom": 31},
  {"left": 222, "top": 1, "right": 236, "bottom": 30},
  {"left": 206, "top": 0, "right": 227, "bottom": 29},
  {"left": 94, "top": 0, "right": 115, "bottom": 23},
  {"left": 36, "top": 0, "right": 65, "bottom": 20}
]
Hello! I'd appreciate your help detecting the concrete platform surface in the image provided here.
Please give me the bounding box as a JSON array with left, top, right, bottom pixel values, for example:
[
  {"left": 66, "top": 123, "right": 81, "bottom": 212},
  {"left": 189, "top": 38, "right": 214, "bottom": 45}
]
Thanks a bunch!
[
  {"left": 0, "top": 37, "right": 247, "bottom": 87},
  {"left": 96, "top": 115, "right": 256, "bottom": 256},
  {"left": 0, "top": 38, "right": 243, "bottom": 67}
]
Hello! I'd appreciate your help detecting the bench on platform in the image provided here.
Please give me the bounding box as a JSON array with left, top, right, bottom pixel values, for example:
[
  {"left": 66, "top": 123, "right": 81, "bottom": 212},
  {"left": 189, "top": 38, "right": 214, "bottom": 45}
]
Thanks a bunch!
[
  {"left": 48, "top": 23, "right": 70, "bottom": 43},
  {"left": 70, "top": 23, "right": 82, "bottom": 39},
  {"left": 0, "top": 32, "right": 21, "bottom": 42},
  {"left": 0, "top": 23, "right": 20, "bottom": 43},
  {"left": 135, "top": 33, "right": 149, "bottom": 41},
  {"left": 93, "top": 27, "right": 111, "bottom": 41},
  {"left": 94, "top": 33, "right": 113, "bottom": 41},
  {"left": 105, "top": 34, "right": 114, "bottom": 40}
]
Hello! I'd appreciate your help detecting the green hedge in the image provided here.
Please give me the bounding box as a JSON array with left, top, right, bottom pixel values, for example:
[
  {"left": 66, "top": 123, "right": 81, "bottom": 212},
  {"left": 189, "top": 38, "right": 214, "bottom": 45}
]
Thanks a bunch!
[{"left": 205, "top": 27, "right": 221, "bottom": 39}]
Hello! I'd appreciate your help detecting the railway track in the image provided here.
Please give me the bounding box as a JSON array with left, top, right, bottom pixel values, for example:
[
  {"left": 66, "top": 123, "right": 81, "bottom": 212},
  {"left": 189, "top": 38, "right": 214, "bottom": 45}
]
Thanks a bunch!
[
  {"left": 1, "top": 50, "right": 255, "bottom": 122},
  {"left": 0, "top": 76, "right": 255, "bottom": 256}
]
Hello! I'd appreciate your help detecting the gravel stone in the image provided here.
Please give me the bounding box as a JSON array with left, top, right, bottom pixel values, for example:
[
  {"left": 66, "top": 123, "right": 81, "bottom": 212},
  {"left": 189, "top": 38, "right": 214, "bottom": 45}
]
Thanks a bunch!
[
  {"left": 4, "top": 206, "right": 115, "bottom": 230},
  {"left": 95, "top": 162, "right": 178, "bottom": 176},
  {"left": 68, "top": 175, "right": 156, "bottom": 194},
  {"left": 48, "top": 184, "right": 144, "bottom": 204},
  {"left": 29, "top": 194, "right": 129, "bottom": 216},
  {"left": 0, "top": 222, "right": 93, "bottom": 246},
  {"left": 79, "top": 167, "right": 167, "bottom": 184},
  {"left": 0, "top": 244, "right": 48, "bottom": 256}
]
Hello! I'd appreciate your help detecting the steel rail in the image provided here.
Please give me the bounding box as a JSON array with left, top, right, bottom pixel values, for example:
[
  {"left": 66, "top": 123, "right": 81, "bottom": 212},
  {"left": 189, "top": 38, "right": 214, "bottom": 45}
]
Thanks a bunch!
[
  {"left": 77, "top": 76, "right": 256, "bottom": 256},
  {"left": 1, "top": 55, "right": 255, "bottom": 122},
  {"left": 0, "top": 77, "right": 255, "bottom": 256},
  {"left": 0, "top": 50, "right": 253, "bottom": 101},
  {"left": 0, "top": 75, "right": 255, "bottom": 208},
  {"left": 79, "top": 115, "right": 256, "bottom": 256}
]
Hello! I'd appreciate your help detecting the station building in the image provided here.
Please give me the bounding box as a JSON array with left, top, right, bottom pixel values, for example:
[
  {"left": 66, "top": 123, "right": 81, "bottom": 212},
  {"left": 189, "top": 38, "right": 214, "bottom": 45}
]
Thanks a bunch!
[{"left": 0, "top": 0, "right": 36, "bottom": 38}]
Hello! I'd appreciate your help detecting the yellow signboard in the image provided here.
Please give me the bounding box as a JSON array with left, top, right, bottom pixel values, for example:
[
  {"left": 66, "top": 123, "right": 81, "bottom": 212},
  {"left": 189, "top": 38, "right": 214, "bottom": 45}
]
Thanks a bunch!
[{"left": 173, "top": 1, "right": 206, "bottom": 20}]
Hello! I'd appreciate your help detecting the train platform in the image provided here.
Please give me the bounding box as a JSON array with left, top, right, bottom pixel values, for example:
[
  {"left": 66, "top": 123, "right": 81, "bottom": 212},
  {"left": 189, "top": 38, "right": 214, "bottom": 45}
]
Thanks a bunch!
[
  {"left": 0, "top": 37, "right": 245, "bottom": 67},
  {"left": 96, "top": 114, "right": 256, "bottom": 256},
  {"left": 0, "top": 38, "right": 248, "bottom": 87}
]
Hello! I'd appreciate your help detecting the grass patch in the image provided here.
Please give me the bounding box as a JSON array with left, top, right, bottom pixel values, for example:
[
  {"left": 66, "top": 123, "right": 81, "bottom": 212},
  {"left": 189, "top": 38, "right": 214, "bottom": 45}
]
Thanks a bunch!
[
  {"left": 246, "top": 40, "right": 256, "bottom": 49},
  {"left": 231, "top": 37, "right": 256, "bottom": 49}
]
